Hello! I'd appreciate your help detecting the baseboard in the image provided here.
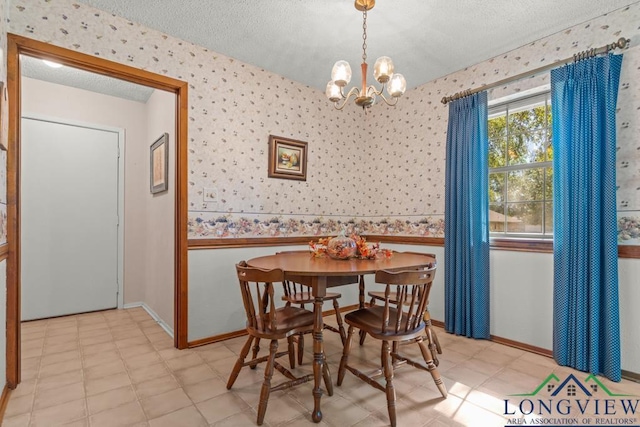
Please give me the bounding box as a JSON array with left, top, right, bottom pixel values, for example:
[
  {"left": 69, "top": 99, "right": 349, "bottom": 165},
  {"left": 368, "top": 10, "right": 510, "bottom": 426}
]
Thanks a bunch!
[
  {"left": 622, "top": 370, "right": 640, "bottom": 383},
  {"left": 0, "top": 384, "right": 12, "bottom": 424},
  {"left": 123, "top": 302, "right": 174, "bottom": 338}
]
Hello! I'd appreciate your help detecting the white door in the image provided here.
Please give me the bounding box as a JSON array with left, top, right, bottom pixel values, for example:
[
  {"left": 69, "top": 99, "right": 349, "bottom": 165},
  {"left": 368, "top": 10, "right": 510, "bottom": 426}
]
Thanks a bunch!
[{"left": 21, "top": 117, "right": 120, "bottom": 320}]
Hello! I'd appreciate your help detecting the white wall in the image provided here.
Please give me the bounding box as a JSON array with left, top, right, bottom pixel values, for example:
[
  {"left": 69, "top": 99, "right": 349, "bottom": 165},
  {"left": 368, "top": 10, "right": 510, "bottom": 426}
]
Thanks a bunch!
[
  {"left": 144, "top": 89, "right": 175, "bottom": 332},
  {"left": 187, "top": 244, "right": 444, "bottom": 341}
]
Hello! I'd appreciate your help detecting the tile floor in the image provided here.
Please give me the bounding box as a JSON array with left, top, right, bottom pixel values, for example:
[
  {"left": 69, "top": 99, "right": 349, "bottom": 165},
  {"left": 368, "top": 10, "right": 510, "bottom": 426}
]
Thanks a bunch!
[{"left": 3, "top": 307, "right": 640, "bottom": 426}]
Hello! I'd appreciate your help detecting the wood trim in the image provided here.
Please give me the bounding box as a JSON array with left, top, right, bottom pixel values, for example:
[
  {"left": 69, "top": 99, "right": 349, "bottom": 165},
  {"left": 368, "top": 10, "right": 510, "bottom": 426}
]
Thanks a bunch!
[
  {"left": 490, "top": 335, "right": 553, "bottom": 358},
  {"left": 187, "top": 304, "right": 361, "bottom": 348},
  {"left": 188, "top": 329, "right": 248, "bottom": 348},
  {"left": 5, "top": 35, "right": 190, "bottom": 389},
  {"left": 7, "top": 34, "right": 22, "bottom": 388},
  {"left": 0, "top": 384, "right": 11, "bottom": 424},
  {"left": 622, "top": 370, "right": 640, "bottom": 383},
  {"left": 430, "top": 319, "right": 553, "bottom": 357},
  {"left": 175, "top": 80, "right": 189, "bottom": 350},
  {"left": 188, "top": 235, "right": 640, "bottom": 259},
  {"left": 490, "top": 238, "right": 553, "bottom": 253},
  {"left": 188, "top": 235, "right": 445, "bottom": 249},
  {"left": 0, "top": 244, "right": 8, "bottom": 262},
  {"left": 619, "top": 245, "right": 640, "bottom": 259}
]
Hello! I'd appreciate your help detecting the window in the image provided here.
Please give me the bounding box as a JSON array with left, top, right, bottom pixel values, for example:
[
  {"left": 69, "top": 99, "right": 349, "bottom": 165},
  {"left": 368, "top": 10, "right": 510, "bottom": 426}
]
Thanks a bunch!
[{"left": 488, "top": 91, "right": 553, "bottom": 239}]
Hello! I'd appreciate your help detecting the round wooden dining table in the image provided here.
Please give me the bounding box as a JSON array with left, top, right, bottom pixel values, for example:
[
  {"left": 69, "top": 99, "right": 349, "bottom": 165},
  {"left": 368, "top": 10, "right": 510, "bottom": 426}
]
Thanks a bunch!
[{"left": 246, "top": 251, "right": 436, "bottom": 423}]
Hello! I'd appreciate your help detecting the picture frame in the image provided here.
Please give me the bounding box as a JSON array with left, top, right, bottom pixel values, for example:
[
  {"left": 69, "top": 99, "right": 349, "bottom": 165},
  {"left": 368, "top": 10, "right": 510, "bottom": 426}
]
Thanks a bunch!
[
  {"left": 268, "top": 135, "right": 307, "bottom": 181},
  {"left": 150, "top": 133, "right": 169, "bottom": 194}
]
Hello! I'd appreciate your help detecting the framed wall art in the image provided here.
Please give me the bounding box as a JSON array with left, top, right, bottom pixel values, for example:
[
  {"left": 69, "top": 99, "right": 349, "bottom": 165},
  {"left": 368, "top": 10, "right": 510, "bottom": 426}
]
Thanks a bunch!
[
  {"left": 150, "top": 133, "right": 169, "bottom": 194},
  {"left": 268, "top": 135, "right": 307, "bottom": 181}
]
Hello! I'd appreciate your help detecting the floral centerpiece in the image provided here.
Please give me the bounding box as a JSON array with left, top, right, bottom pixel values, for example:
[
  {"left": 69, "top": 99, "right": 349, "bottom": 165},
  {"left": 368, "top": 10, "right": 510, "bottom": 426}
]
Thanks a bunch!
[{"left": 309, "top": 233, "right": 393, "bottom": 260}]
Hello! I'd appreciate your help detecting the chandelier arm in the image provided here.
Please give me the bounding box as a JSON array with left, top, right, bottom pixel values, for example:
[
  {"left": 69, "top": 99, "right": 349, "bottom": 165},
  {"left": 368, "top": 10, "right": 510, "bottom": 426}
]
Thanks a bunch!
[
  {"left": 375, "top": 91, "right": 400, "bottom": 107},
  {"left": 366, "top": 83, "right": 385, "bottom": 97},
  {"left": 334, "top": 86, "right": 361, "bottom": 110}
]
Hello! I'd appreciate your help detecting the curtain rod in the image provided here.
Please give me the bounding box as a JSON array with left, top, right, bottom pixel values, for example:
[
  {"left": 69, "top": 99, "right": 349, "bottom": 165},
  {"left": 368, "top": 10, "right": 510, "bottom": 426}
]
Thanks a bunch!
[{"left": 440, "top": 37, "right": 630, "bottom": 105}]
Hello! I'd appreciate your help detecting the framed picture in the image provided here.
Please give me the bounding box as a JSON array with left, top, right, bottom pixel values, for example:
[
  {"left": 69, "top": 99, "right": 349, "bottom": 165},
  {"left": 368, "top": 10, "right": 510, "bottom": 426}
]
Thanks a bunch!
[
  {"left": 268, "top": 135, "right": 307, "bottom": 181},
  {"left": 150, "top": 133, "right": 169, "bottom": 194}
]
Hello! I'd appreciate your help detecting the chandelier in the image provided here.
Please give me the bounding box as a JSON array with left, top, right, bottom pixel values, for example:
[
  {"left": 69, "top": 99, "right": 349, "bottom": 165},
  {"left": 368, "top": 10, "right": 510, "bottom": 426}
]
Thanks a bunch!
[{"left": 325, "top": 0, "right": 406, "bottom": 110}]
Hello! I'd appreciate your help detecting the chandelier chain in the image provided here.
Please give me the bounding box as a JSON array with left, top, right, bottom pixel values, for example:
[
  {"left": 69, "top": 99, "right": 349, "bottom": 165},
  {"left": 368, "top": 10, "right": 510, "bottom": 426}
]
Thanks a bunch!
[{"left": 361, "top": 9, "right": 368, "bottom": 63}]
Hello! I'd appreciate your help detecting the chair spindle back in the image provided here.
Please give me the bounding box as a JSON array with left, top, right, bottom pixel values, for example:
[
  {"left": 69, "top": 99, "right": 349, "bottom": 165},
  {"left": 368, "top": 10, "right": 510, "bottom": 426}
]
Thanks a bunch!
[
  {"left": 374, "top": 267, "right": 436, "bottom": 335},
  {"left": 236, "top": 261, "right": 285, "bottom": 330}
]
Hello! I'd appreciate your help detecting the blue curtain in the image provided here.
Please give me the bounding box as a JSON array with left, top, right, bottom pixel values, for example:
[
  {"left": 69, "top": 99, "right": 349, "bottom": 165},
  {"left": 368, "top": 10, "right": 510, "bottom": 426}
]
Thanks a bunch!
[
  {"left": 444, "top": 92, "right": 491, "bottom": 339},
  {"left": 551, "top": 53, "right": 623, "bottom": 382}
]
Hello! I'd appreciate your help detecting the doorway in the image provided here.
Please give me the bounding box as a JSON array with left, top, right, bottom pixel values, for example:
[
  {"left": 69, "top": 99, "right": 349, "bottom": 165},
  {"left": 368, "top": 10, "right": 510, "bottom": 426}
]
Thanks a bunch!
[{"left": 6, "top": 34, "right": 190, "bottom": 388}]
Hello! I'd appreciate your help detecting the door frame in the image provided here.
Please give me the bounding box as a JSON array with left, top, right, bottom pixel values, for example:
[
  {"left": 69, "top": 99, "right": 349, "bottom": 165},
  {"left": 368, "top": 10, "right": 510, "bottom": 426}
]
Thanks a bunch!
[
  {"left": 6, "top": 34, "right": 190, "bottom": 388},
  {"left": 21, "top": 114, "right": 126, "bottom": 314}
]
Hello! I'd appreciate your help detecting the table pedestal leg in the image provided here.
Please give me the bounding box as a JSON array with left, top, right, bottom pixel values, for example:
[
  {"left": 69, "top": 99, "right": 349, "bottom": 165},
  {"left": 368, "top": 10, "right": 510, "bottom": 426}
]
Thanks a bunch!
[{"left": 312, "top": 296, "right": 324, "bottom": 423}]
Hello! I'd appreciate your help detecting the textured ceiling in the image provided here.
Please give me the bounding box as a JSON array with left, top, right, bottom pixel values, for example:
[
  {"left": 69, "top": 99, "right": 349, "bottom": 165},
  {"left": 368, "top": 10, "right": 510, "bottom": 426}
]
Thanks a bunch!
[
  {"left": 21, "top": 55, "right": 155, "bottom": 103},
  {"left": 77, "top": 0, "right": 637, "bottom": 92}
]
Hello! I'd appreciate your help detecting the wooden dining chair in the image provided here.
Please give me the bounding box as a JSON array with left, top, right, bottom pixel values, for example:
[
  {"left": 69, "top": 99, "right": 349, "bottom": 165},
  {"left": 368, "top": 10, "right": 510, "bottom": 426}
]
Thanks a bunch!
[
  {"left": 360, "top": 252, "right": 442, "bottom": 365},
  {"left": 337, "top": 267, "right": 447, "bottom": 427},
  {"left": 227, "top": 261, "right": 333, "bottom": 426},
  {"left": 277, "top": 250, "right": 359, "bottom": 365}
]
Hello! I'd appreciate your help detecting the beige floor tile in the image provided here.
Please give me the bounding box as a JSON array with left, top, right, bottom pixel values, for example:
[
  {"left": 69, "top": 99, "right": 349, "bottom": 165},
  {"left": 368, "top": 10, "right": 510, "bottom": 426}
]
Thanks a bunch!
[
  {"left": 195, "top": 392, "right": 250, "bottom": 424},
  {"left": 165, "top": 353, "right": 204, "bottom": 372},
  {"left": 11, "top": 379, "right": 36, "bottom": 398},
  {"left": 20, "top": 345, "right": 43, "bottom": 359},
  {"left": 36, "top": 369, "right": 83, "bottom": 392},
  {"left": 84, "top": 359, "right": 127, "bottom": 380},
  {"left": 147, "top": 405, "right": 208, "bottom": 427},
  {"left": 85, "top": 371, "right": 132, "bottom": 396},
  {"left": 87, "top": 385, "right": 138, "bottom": 415},
  {"left": 317, "top": 393, "right": 370, "bottom": 427},
  {"left": 173, "top": 363, "right": 217, "bottom": 386},
  {"left": 29, "top": 398, "right": 86, "bottom": 427},
  {"left": 46, "top": 325, "right": 78, "bottom": 337},
  {"left": 1, "top": 412, "right": 31, "bottom": 427},
  {"left": 182, "top": 377, "right": 228, "bottom": 403},
  {"left": 42, "top": 340, "right": 80, "bottom": 356},
  {"left": 211, "top": 410, "right": 266, "bottom": 427},
  {"left": 82, "top": 349, "right": 121, "bottom": 368},
  {"left": 129, "top": 362, "right": 170, "bottom": 384},
  {"left": 80, "top": 332, "right": 113, "bottom": 347},
  {"left": 133, "top": 374, "right": 181, "bottom": 400},
  {"left": 116, "top": 335, "right": 151, "bottom": 349},
  {"left": 12, "top": 307, "right": 622, "bottom": 427},
  {"left": 88, "top": 401, "right": 146, "bottom": 427},
  {"left": 38, "top": 357, "right": 83, "bottom": 378},
  {"left": 120, "top": 343, "right": 157, "bottom": 360},
  {"left": 40, "top": 349, "right": 82, "bottom": 367},
  {"left": 140, "top": 388, "right": 192, "bottom": 420},
  {"left": 123, "top": 348, "right": 162, "bottom": 369},
  {"left": 4, "top": 393, "right": 34, "bottom": 418},
  {"left": 195, "top": 345, "right": 237, "bottom": 363},
  {"left": 260, "top": 393, "right": 309, "bottom": 426},
  {"left": 33, "top": 381, "right": 85, "bottom": 411},
  {"left": 80, "top": 340, "right": 117, "bottom": 355},
  {"left": 44, "top": 332, "right": 79, "bottom": 346}
]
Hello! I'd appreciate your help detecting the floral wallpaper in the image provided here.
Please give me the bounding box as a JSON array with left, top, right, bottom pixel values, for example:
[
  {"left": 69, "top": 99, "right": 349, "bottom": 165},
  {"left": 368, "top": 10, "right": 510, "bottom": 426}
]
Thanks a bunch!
[{"left": 7, "top": 0, "right": 640, "bottom": 245}]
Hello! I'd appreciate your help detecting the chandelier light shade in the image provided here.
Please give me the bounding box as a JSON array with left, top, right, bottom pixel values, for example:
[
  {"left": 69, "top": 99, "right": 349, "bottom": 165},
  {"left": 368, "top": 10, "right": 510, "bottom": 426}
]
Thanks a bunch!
[{"left": 326, "top": 0, "right": 406, "bottom": 110}]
